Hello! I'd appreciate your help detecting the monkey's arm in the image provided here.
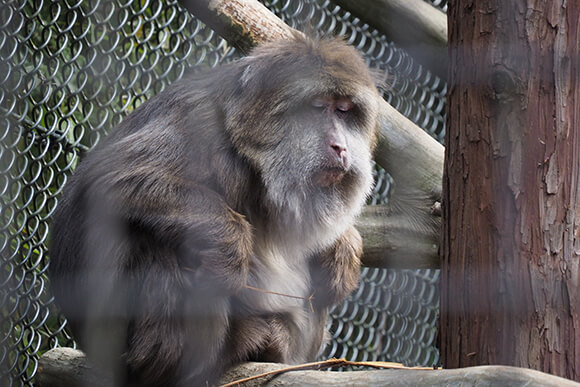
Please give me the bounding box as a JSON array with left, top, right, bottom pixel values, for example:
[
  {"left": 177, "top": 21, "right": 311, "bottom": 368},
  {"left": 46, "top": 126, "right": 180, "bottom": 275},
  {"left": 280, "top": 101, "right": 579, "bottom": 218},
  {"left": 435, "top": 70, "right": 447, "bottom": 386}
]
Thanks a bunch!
[
  {"left": 117, "top": 180, "right": 253, "bottom": 292},
  {"left": 177, "top": 188, "right": 254, "bottom": 292},
  {"left": 310, "top": 226, "right": 362, "bottom": 308}
]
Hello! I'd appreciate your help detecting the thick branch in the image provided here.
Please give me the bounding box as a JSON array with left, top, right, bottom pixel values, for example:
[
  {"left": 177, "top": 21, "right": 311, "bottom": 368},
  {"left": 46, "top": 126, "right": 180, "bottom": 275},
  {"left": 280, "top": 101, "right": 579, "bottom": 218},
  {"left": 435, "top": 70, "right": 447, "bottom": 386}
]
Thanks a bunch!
[
  {"left": 334, "top": 0, "right": 448, "bottom": 79},
  {"left": 179, "top": 0, "right": 444, "bottom": 269},
  {"left": 222, "top": 362, "right": 580, "bottom": 387},
  {"left": 37, "top": 348, "right": 580, "bottom": 387},
  {"left": 375, "top": 100, "right": 445, "bottom": 201},
  {"left": 180, "top": 0, "right": 294, "bottom": 54},
  {"left": 357, "top": 205, "right": 440, "bottom": 269}
]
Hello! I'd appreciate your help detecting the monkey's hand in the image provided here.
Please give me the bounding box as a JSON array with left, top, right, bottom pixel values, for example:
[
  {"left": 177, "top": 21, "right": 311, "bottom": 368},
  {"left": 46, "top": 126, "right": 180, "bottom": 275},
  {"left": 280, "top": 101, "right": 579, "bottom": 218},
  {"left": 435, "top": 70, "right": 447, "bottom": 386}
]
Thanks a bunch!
[{"left": 311, "top": 225, "right": 362, "bottom": 308}]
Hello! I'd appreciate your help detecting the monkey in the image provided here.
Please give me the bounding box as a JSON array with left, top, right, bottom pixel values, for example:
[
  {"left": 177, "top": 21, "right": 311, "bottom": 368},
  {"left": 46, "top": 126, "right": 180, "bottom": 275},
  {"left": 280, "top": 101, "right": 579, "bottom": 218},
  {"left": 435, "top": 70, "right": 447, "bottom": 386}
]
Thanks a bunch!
[{"left": 49, "top": 34, "right": 380, "bottom": 387}]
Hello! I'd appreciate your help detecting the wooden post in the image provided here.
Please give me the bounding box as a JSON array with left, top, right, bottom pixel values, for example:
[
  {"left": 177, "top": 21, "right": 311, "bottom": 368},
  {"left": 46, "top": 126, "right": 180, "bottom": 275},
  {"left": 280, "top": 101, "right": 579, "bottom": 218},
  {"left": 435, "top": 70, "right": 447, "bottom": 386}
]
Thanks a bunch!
[{"left": 441, "top": 0, "right": 580, "bottom": 380}]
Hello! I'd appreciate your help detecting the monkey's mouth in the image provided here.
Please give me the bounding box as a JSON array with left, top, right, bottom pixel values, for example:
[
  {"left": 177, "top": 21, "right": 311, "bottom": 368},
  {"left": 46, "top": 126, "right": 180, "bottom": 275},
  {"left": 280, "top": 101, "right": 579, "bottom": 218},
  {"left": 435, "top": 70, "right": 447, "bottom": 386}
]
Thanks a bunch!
[{"left": 314, "top": 167, "right": 347, "bottom": 187}]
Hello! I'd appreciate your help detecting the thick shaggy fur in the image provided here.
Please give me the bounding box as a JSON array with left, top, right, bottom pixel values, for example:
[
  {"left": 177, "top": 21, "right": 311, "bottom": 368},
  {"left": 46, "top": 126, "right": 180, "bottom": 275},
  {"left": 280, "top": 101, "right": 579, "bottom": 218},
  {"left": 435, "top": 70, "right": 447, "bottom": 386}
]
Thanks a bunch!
[{"left": 50, "top": 35, "right": 380, "bottom": 387}]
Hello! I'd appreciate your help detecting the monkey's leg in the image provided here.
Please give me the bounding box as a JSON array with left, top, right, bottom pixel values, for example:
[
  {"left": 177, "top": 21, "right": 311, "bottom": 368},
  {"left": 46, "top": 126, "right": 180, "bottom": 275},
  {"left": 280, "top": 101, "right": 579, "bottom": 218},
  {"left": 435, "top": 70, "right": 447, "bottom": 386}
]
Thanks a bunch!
[
  {"left": 310, "top": 225, "right": 363, "bottom": 308},
  {"left": 224, "top": 312, "right": 328, "bottom": 367}
]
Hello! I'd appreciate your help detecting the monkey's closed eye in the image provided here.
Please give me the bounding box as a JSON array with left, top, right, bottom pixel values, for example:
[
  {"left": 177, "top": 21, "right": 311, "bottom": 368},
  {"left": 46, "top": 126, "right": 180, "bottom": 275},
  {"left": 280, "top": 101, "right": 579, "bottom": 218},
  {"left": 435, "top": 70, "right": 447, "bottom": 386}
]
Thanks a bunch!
[
  {"left": 335, "top": 101, "right": 356, "bottom": 121},
  {"left": 311, "top": 98, "right": 327, "bottom": 111},
  {"left": 309, "top": 97, "right": 354, "bottom": 117},
  {"left": 336, "top": 99, "right": 353, "bottom": 113}
]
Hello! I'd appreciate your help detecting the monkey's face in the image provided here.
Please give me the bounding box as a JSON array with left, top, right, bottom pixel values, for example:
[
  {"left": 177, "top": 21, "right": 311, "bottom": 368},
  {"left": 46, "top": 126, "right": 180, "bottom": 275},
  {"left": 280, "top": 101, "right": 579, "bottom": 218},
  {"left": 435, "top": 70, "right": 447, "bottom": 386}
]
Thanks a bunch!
[
  {"left": 280, "top": 91, "right": 378, "bottom": 190},
  {"left": 224, "top": 37, "right": 380, "bottom": 224},
  {"left": 307, "top": 95, "right": 367, "bottom": 188},
  {"left": 241, "top": 87, "right": 378, "bottom": 224}
]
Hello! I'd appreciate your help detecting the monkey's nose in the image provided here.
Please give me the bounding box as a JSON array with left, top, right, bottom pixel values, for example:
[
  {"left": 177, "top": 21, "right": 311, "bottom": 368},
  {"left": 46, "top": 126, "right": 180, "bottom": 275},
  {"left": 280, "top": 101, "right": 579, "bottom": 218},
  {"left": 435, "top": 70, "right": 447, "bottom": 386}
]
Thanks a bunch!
[
  {"left": 331, "top": 143, "right": 347, "bottom": 156},
  {"left": 329, "top": 143, "right": 348, "bottom": 167},
  {"left": 331, "top": 142, "right": 347, "bottom": 161},
  {"left": 327, "top": 131, "right": 348, "bottom": 166}
]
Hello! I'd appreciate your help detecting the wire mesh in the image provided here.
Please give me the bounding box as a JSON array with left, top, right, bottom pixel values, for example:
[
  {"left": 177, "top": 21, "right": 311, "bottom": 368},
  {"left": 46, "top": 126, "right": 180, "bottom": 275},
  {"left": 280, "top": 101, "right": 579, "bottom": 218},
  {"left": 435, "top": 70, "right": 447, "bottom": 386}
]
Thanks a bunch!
[
  {"left": 0, "top": 1, "right": 444, "bottom": 385},
  {"left": 426, "top": 0, "right": 448, "bottom": 12}
]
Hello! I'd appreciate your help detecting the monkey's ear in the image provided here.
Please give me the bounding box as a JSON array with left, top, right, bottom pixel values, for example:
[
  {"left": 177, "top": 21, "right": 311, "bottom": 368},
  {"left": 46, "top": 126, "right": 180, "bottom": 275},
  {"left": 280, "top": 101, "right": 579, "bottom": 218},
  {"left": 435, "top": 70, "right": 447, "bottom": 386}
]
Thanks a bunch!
[{"left": 370, "top": 67, "right": 392, "bottom": 94}]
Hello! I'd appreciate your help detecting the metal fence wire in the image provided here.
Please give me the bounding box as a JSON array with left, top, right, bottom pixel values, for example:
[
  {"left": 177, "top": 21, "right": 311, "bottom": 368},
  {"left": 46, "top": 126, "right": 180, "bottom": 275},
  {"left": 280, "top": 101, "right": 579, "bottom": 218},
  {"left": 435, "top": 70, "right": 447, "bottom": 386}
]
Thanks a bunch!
[{"left": 0, "top": 0, "right": 445, "bottom": 385}]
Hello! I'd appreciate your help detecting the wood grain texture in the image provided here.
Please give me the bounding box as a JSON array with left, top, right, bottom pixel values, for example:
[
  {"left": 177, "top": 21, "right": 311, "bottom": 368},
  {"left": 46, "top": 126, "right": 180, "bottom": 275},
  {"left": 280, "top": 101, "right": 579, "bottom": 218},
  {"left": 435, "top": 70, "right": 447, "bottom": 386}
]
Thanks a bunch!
[{"left": 441, "top": 0, "right": 580, "bottom": 380}]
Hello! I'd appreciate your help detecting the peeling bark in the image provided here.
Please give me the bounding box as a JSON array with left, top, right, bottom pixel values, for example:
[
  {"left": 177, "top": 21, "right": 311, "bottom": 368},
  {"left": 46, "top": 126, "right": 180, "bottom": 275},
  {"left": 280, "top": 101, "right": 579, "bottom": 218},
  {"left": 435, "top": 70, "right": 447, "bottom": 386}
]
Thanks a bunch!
[{"left": 442, "top": 0, "right": 580, "bottom": 380}]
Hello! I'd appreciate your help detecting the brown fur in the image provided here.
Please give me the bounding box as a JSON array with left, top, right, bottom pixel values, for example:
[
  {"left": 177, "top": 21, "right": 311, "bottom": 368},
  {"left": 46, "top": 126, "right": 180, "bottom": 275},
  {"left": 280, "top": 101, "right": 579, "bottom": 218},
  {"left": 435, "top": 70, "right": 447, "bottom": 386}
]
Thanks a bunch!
[{"left": 49, "top": 34, "right": 380, "bottom": 387}]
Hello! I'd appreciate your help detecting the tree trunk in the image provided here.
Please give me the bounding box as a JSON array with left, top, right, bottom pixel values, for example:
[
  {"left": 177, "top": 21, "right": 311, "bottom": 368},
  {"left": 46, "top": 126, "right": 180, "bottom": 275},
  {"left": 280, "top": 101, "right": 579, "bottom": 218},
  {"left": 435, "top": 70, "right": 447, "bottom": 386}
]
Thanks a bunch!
[{"left": 441, "top": 0, "right": 580, "bottom": 381}]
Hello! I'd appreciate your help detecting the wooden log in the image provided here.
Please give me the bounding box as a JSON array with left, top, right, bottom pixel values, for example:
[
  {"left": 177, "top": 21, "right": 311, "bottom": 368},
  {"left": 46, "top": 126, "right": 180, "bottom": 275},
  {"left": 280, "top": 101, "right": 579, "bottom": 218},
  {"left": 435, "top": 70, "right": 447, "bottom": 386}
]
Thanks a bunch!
[
  {"left": 179, "top": 0, "right": 444, "bottom": 269},
  {"left": 36, "top": 348, "right": 105, "bottom": 387},
  {"left": 334, "top": 0, "right": 448, "bottom": 79},
  {"left": 180, "top": 0, "right": 294, "bottom": 54},
  {"left": 375, "top": 99, "right": 444, "bottom": 201},
  {"left": 357, "top": 205, "right": 440, "bottom": 269},
  {"left": 36, "top": 348, "right": 580, "bottom": 387},
  {"left": 222, "top": 362, "right": 580, "bottom": 387}
]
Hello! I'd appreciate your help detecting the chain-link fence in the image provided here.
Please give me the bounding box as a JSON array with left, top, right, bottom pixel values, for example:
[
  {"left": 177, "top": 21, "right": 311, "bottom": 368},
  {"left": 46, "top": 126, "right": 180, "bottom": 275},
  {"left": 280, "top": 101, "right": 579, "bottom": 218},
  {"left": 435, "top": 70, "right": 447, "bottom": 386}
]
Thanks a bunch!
[{"left": 0, "top": 1, "right": 445, "bottom": 385}]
